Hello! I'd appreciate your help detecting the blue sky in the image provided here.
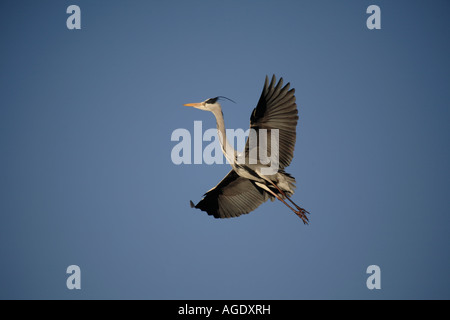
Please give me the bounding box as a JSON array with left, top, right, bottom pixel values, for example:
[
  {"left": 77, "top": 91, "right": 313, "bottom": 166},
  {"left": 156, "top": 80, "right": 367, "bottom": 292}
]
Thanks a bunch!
[{"left": 1, "top": 0, "right": 449, "bottom": 299}]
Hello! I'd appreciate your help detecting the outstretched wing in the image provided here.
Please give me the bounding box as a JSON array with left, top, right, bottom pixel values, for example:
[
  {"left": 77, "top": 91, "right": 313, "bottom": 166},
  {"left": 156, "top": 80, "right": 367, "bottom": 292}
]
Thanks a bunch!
[
  {"left": 191, "top": 170, "right": 270, "bottom": 218},
  {"left": 245, "top": 75, "right": 298, "bottom": 170}
]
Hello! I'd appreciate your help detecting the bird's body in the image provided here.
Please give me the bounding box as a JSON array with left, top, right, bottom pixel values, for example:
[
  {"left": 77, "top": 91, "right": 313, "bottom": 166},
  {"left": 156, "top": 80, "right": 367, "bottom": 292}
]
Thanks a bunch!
[{"left": 184, "top": 75, "right": 309, "bottom": 223}]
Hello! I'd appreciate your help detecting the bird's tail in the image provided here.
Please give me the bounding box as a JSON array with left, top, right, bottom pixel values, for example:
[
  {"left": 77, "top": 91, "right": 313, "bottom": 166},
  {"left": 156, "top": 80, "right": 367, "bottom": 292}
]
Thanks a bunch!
[{"left": 267, "top": 170, "right": 296, "bottom": 200}]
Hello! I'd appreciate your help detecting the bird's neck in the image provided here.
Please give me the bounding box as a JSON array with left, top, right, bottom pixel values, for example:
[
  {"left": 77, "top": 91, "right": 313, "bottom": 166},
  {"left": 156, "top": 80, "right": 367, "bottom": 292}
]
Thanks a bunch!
[{"left": 211, "top": 108, "right": 236, "bottom": 164}]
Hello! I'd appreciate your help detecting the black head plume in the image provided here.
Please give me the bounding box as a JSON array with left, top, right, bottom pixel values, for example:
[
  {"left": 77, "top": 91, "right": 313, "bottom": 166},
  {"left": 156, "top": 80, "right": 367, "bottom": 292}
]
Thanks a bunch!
[
  {"left": 205, "top": 97, "right": 218, "bottom": 104},
  {"left": 217, "top": 96, "right": 236, "bottom": 104},
  {"left": 205, "top": 96, "right": 236, "bottom": 104}
]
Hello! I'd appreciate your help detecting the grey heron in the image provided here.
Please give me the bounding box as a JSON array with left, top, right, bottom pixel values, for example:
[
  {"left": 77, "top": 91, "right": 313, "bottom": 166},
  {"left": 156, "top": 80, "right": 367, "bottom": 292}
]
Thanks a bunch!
[{"left": 184, "top": 75, "right": 309, "bottom": 223}]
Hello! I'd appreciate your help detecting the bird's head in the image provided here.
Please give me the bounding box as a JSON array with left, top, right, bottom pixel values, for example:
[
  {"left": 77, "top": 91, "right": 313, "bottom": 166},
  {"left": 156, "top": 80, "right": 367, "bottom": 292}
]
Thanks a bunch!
[{"left": 183, "top": 97, "right": 221, "bottom": 112}]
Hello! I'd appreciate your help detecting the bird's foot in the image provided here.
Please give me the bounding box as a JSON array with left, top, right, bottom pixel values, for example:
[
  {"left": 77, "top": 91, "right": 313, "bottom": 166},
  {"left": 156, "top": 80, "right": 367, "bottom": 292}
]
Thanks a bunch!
[{"left": 295, "top": 208, "right": 310, "bottom": 225}]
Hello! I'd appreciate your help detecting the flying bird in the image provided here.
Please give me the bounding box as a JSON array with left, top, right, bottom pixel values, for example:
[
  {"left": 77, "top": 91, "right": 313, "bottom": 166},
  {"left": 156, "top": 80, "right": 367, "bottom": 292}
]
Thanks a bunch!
[{"left": 184, "top": 75, "right": 309, "bottom": 223}]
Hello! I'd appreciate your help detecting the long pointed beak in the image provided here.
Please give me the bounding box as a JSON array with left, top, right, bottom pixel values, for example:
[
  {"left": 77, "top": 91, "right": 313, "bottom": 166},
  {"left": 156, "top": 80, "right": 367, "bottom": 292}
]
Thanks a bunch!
[{"left": 183, "top": 102, "right": 202, "bottom": 107}]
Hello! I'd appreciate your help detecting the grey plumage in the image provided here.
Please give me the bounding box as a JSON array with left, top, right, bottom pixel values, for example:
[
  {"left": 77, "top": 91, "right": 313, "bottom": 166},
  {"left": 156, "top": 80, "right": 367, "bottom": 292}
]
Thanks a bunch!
[{"left": 185, "top": 75, "right": 309, "bottom": 223}]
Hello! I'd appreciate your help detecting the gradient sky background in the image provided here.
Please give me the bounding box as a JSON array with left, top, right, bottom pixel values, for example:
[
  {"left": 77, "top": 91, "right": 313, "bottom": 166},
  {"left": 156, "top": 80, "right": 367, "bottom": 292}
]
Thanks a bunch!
[{"left": 1, "top": 0, "right": 449, "bottom": 299}]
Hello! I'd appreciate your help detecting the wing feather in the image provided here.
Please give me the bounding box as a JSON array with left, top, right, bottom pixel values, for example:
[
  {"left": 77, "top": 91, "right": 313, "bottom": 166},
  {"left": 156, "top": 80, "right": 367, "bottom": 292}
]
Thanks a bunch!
[
  {"left": 192, "top": 170, "right": 270, "bottom": 218},
  {"left": 246, "top": 75, "right": 298, "bottom": 169}
]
